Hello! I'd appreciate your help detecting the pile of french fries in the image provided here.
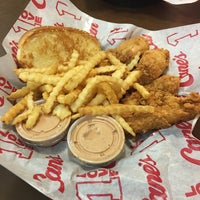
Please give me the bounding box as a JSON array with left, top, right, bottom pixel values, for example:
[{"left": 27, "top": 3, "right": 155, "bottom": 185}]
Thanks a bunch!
[{"left": 1, "top": 49, "right": 155, "bottom": 137}]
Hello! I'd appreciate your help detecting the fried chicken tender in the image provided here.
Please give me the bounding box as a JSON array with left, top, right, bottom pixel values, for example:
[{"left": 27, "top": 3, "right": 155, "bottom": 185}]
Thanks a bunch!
[
  {"left": 109, "top": 37, "right": 169, "bottom": 85},
  {"left": 136, "top": 48, "right": 170, "bottom": 85},
  {"left": 108, "top": 36, "right": 149, "bottom": 64},
  {"left": 123, "top": 75, "right": 180, "bottom": 105},
  {"left": 145, "top": 75, "right": 180, "bottom": 94},
  {"left": 123, "top": 92, "right": 200, "bottom": 134},
  {"left": 122, "top": 84, "right": 200, "bottom": 134}
]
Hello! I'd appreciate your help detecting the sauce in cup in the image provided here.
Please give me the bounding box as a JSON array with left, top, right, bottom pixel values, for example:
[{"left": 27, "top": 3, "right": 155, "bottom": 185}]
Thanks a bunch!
[
  {"left": 67, "top": 115, "right": 125, "bottom": 168},
  {"left": 16, "top": 112, "right": 71, "bottom": 147}
]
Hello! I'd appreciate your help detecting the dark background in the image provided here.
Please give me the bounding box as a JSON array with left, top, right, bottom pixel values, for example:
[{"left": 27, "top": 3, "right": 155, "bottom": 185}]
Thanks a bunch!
[{"left": 1, "top": 0, "right": 200, "bottom": 199}]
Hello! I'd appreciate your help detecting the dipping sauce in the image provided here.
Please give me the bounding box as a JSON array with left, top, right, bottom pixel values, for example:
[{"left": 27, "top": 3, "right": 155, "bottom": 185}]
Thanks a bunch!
[
  {"left": 67, "top": 115, "right": 125, "bottom": 168},
  {"left": 16, "top": 112, "right": 71, "bottom": 147}
]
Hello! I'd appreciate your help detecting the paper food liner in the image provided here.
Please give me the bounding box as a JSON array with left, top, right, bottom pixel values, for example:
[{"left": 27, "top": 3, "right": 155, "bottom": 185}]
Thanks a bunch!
[{"left": 1, "top": 1, "right": 200, "bottom": 199}]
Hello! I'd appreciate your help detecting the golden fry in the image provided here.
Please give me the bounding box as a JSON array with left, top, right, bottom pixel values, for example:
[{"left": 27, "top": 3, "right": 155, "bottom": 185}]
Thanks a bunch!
[
  {"left": 67, "top": 49, "right": 79, "bottom": 69},
  {"left": 0, "top": 96, "right": 28, "bottom": 124},
  {"left": 12, "top": 92, "right": 34, "bottom": 125},
  {"left": 106, "top": 51, "right": 123, "bottom": 65},
  {"left": 97, "top": 82, "right": 118, "bottom": 104},
  {"left": 39, "top": 84, "right": 53, "bottom": 93},
  {"left": 78, "top": 104, "right": 155, "bottom": 116},
  {"left": 88, "top": 93, "right": 106, "bottom": 106},
  {"left": 127, "top": 52, "right": 140, "bottom": 71},
  {"left": 53, "top": 104, "right": 71, "bottom": 120},
  {"left": 7, "top": 86, "right": 30, "bottom": 100},
  {"left": 70, "top": 75, "right": 123, "bottom": 112},
  {"left": 93, "top": 65, "right": 119, "bottom": 74},
  {"left": 8, "top": 82, "right": 39, "bottom": 100},
  {"left": 122, "top": 70, "right": 141, "bottom": 91},
  {"left": 19, "top": 72, "right": 60, "bottom": 85},
  {"left": 25, "top": 105, "right": 41, "bottom": 129},
  {"left": 57, "top": 89, "right": 80, "bottom": 105},
  {"left": 112, "top": 114, "right": 136, "bottom": 137},
  {"left": 133, "top": 83, "right": 150, "bottom": 99},
  {"left": 14, "top": 64, "right": 57, "bottom": 75}
]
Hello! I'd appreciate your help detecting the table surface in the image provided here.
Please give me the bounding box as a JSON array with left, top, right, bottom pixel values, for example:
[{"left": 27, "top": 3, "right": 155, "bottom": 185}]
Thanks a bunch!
[{"left": 1, "top": 0, "right": 200, "bottom": 199}]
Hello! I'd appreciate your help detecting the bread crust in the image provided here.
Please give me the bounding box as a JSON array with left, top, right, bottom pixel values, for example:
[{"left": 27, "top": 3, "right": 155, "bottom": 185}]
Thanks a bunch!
[{"left": 17, "top": 26, "right": 101, "bottom": 68}]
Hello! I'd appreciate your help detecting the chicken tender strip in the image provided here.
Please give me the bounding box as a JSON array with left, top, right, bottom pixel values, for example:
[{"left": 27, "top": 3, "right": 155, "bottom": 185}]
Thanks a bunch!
[
  {"left": 122, "top": 75, "right": 180, "bottom": 105},
  {"left": 145, "top": 75, "right": 180, "bottom": 94},
  {"left": 122, "top": 92, "right": 200, "bottom": 134},
  {"left": 108, "top": 36, "right": 149, "bottom": 64},
  {"left": 136, "top": 48, "right": 169, "bottom": 85}
]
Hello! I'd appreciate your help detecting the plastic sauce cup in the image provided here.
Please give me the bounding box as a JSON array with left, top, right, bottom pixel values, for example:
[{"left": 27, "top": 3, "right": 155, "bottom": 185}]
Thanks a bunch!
[
  {"left": 16, "top": 112, "right": 71, "bottom": 147},
  {"left": 67, "top": 115, "right": 125, "bottom": 168}
]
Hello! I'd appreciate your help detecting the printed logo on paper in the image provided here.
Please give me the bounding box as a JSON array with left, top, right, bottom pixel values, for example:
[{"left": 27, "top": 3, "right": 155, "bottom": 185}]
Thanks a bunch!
[{"left": 75, "top": 168, "right": 123, "bottom": 199}]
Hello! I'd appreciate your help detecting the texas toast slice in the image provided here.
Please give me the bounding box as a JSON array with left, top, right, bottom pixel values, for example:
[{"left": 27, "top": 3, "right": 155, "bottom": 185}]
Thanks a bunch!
[{"left": 17, "top": 26, "right": 101, "bottom": 68}]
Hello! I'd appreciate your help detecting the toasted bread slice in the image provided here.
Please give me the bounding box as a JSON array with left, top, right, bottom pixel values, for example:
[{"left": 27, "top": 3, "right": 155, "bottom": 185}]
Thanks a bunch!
[{"left": 17, "top": 26, "right": 101, "bottom": 68}]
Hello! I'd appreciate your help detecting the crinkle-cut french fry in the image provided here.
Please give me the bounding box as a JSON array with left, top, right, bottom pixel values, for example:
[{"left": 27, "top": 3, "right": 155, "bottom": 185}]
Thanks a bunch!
[
  {"left": 70, "top": 77, "right": 97, "bottom": 113},
  {"left": 14, "top": 64, "right": 57, "bottom": 75},
  {"left": 57, "top": 64, "right": 71, "bottom": 73},
  {"left": 106, "top": 52, "right": 123, "bottom": 65},
  {"left": 112, "top": 114, "right": 136, "bottom": 137},
  {"left": 64, "top": 51, "right": 106, "bottom": 92},
  {"left": 26, "top": 92, "right": 34, "bottom": 110},
  {"left": 133, "top": 82, "right": 150, "bottom": 99},
  {"left": 97, "top": 82, "right": 118, "bottom": 104},
  {"left": 0, "top": 96, "right": 28, "bottom": 124},
  {"left": 25, "top": 105, "right": 41, "bottom": 129},
  {"left": 64, "top": 65, "right": 88, "bottom": 92},
  {"left": 46, "top": 65, "right": 58, "bottom": 75},
  {"left": 102, "top": 100, "right": 137, "bottom": 137},
  {"left": 87, "top": 51, "right": 106, "bottom": 67},
  {"left": 27, "top": 81, "right": 41, "bottom": 90},
  {"left": 88, "top": 79, "right": 124, "bottom": 106},
  {"left": 106, "top": 52, "right": 127, "bottom": 78},
  {"left": 70, "top": 75, "right": 123, "bottom": 112},
  {"left": 57, "top": 89, "right": 80, "bottom": 105},
  {"left": 127, "top": 52, "right": 141, "bottom": 71},
  {"left": 78, "top": 104, "right": 155, "bottom": 116},
  {"left": 77, "top": 60, "right": 88, "bottom": 65},
  {"left": 88, "top": 93, "right": 106, "bottom": 106},
  {"left": 12, "top": 92, "right": 34, "bottom": 125},
  {"left": 52, "top": 104, "right": 71, "bottom": 120},
  {"left": 122, "top": 70, "right": 142, "bottom": 91},
  {"left": 42, "top": 91, "right": 49, "bottom": 100},
  {"left": 111, "top": 64, "right": 127, "bottom": 79},
  {"left": 39, "top": 84, "right": 53, "bottom": 93},
  {"left": 71, "top": 113, "right": 81, "bottom": 120},
  {"left": 7, "top": 82, "right": 39, "bottom": 100},
  {"left": 67, "top": 49, "right": 79, "bottom": 69},
  {"left": 7, "top": 86, "right": 30, "bottom": 99},
  {"left": 93, "top": 65, "right": 119, "bottom": 75},
  {"left": 12, "top": 109, "right": 31, "bottom": 125},
  {"left": 43, "top": 64, "right": 87, "bottom": 114},
  {"left": 19, "top": 72, "right": 60, "bottom": 85}
]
